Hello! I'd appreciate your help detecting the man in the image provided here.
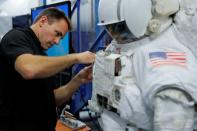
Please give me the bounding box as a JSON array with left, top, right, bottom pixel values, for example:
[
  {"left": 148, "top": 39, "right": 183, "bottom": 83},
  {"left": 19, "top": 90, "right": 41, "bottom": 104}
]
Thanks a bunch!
[
  {"left": 89, "top": 0, "right": 197, "bottom": 130},
  {"left": 0, "top": 8, "right": 95, "bottom": 131}
]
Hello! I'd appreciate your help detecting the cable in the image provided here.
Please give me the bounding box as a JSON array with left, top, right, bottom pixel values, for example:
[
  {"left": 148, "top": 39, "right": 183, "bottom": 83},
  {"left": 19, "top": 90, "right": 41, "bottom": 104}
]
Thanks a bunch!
[
  {"left": 87, "top": 110, "right": 102, "bottom": 131},
  {"left": 80, "top": 94, "right": 102, "bottom": 130}
]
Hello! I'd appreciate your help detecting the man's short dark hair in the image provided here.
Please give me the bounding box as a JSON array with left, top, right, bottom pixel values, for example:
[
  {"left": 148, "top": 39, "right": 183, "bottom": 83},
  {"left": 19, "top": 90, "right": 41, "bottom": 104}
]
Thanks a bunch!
[{"left": 33, "top": 7, "right": 72, "bottom": 31}]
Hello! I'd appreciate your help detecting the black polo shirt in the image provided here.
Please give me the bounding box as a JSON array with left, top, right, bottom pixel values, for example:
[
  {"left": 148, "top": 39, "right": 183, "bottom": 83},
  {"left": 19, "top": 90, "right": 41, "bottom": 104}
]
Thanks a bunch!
[{"left": 0, "top": 28, "right": 57, "bottom": 131}]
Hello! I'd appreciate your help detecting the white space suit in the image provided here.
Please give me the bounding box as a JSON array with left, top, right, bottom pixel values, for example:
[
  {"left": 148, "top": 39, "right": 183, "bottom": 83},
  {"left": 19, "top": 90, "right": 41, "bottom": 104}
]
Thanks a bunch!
[{"left": 88, "top": 0, "right": 197, "bottom": 130}]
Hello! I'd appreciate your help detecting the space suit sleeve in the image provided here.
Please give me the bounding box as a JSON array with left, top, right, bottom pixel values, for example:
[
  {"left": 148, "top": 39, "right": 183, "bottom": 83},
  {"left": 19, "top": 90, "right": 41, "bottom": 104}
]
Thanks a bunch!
[{"left": 132, "top": 45, "right": 197, "bottom": 108}]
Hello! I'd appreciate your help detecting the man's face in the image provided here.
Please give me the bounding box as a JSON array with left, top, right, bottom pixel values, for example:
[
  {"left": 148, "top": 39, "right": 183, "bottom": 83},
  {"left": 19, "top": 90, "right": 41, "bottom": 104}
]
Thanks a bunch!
[{"left": 38, "top": 16, "right": 68, "bottom": 49}]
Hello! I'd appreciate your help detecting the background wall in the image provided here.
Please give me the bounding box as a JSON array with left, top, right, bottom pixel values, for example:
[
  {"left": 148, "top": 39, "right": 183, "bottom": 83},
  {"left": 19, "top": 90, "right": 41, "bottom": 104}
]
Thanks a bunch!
[
  {"left": 0, "top": 16, "right": 12, "bottom": 39},
  {"left": 0, "top": 0, "right": 39, "bottom": 16},
  {"left": 47, "top": 0, "right": 94, "bottom": 31},
  {"left": 0, "top": 0, "right": 39, "bottom": 40}
]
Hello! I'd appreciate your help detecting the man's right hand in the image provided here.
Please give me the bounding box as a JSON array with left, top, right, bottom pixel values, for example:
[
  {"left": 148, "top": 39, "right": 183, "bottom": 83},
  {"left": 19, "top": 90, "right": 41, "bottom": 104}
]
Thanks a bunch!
[{"left": 76, "top": 51, "right": 95, "bottom": 64}]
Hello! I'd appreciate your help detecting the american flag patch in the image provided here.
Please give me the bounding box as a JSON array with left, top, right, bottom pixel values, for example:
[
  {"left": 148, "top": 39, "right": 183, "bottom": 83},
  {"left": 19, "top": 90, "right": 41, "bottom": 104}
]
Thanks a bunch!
[{"left": 149, "top": 52, "right": 187, "bottom": 67}]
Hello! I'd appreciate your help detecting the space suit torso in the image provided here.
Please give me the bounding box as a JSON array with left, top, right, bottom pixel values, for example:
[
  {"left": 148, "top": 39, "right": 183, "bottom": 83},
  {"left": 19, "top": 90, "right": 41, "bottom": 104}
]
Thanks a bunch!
[{"left": 89, "top": 26, "right": 197, "bottom": 130}]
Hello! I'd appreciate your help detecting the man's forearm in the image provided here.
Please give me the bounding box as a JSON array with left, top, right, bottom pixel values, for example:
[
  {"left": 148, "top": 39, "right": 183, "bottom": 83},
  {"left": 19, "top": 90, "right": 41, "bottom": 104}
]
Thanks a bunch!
[
  {"left": 15, "top": 53, "right": 79, "bottom": 79},
  {"left": 54, "top": 77, "right": 81, "bottom": 106}
]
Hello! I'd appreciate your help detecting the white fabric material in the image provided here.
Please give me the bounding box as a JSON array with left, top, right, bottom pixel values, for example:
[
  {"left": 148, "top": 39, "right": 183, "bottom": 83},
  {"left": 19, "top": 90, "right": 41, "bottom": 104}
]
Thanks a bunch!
[
  {"left": 99, "top": 110, "right": 127, "bottom": 131},
  {"left": 173, "top": 0, "right": 197, "bottom": 59},
  {"left": 153, "top": 89, "right": 195, "bottom": 131},
  {"left": 152, "top": 0, "right": 179, "bottom": 16},
  {"left": 115, "top": 71, "right": 151, "bottom": 129},
  {"left": 92, "top": 0, "right": 197, "bottom": 130},
  {"left": 99, "top": 110, "right": 139, "bottom": 131},
  {"left": 90, "top": 39, "right": 152, "bottom": 130},
  {"left": 133, "top": 27, "right": 197, "bottom": 109},
  {"left": 91, "top": 26, "right": 197, "bottom": 131}
]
